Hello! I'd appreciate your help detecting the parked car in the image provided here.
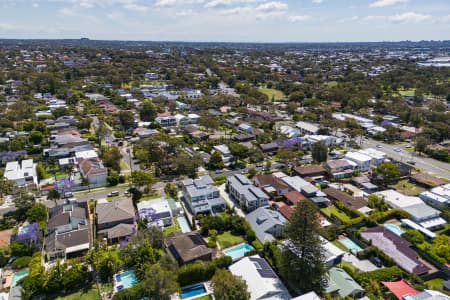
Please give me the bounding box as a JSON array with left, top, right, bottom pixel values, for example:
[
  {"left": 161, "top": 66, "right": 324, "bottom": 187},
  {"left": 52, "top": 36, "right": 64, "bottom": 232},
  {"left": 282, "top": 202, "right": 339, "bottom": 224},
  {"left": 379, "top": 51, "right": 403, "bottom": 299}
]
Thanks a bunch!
[
  {"left": 394, "top": 147, "right": 401, "bottom": 152},
  {"left": 107, "top": 191, "right": 119, "bottom": 197},
  {"left": 376, "top": 144, "right": 382, "bottom": 148},
  {"left": 63, "top": 192, "right": 74, "bottom": 198}
]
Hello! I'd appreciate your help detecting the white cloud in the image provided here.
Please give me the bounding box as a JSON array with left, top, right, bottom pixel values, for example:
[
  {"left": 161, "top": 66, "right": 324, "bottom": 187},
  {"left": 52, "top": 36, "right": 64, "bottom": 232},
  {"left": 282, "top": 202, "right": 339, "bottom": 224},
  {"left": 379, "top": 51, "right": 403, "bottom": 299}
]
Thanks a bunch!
[
  {"left": 32, "top": 3, "right": 39, "bottom": 8},
  {"left": 154, "top": 0, "right": 177, "bottom": 7},
  {"left": 0, "top": 23, "right": 19, "bottom": 30},
  {"left": 175, "top": 9, "right": 196, "bottom": 16},
  {"left": 255, "top": 1, "right": 287, "bottom": 12},
  {"left": 123, "top": 3, "right": 149, "bottom": 12},
  {"left": 60, "top": 7, "right": 77, "bottom": 16},
  {"left": 312, "top": 0, "right": 323, "bottom": 4},
  {"left": 337, "top": 16, "right": 359, "bottom": 23},
  {"left": 205, "top": 0, "right": 260, "bottom": 8},
  {"left": 364, "top": 12, "right": 431, "bottom": 23},
  {"left": 288, "top": 15, "right": 312, "bottom": 22},
  {"left": 369, "top": 0, "right": 408, "bottom": 8}
]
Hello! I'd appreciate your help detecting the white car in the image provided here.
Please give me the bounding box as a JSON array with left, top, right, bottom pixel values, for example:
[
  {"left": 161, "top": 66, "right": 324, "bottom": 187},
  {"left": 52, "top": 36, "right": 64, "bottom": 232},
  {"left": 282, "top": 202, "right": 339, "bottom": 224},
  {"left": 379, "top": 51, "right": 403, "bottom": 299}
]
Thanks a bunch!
[
  {"left": 376, "top": 144, "right": 382, "bottom": 148},
  {"left": 394, "top": 147, "right": 401, "bottom": 152}
]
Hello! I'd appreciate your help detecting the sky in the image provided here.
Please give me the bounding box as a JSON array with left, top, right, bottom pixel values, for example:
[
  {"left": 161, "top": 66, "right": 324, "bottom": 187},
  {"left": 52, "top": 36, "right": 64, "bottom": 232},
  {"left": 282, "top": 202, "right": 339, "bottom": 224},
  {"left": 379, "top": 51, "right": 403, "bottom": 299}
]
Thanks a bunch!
[{"left": 0, "top": 0, "right": 449, "bottom": 42}]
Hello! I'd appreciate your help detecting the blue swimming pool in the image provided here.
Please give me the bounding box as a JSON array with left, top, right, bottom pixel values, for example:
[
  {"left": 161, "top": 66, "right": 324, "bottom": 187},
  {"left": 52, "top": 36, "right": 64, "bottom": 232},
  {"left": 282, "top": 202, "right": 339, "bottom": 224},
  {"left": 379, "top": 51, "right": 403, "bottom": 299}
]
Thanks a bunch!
[
  {"left": 223, "top": 243, "right": 254, "bottom": 260},
  {"left": 11, "top": 270, "right": 29, "bottom": 287},
  {"left": 339, "top": 238, "right": 363, "bottom": 253},
  {"left": 181, "top": 283, "right": 207, "bottom": 299},
  {"left": 177, "top": 216, "right": 191, "bottom": 233},
  {"left": 115, "top": 270, "right": 139, "bottom": 291},
  {"left": 384, "top": 223, "right": 404, "bottom": 236}
]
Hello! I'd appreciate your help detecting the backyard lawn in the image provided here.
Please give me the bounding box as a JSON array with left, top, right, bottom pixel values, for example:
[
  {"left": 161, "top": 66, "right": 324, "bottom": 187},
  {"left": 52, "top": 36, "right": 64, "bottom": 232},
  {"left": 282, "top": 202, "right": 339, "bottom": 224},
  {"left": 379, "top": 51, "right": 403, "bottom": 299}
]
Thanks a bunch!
[
  {"left": 194, "top": 295, "right": 213, "bottom": 300},
  {"left": 394, "top": 180, "right": 426, "bottom": 196},
  {"left": 258, "top": 88, "right": 287, "bottom": 101},
  {"left": 321, "top": 205, "right": 353, "bottom": 224},
  {"left": 163, "top": 219, "right": 181, "bottom": 236},
  {"left": 217, "top": 231, "right": 244, "bottom": 249},
  {"left": 54, "top": 285, "right": 101, "bottom": 300},
  {"left": 425, "top": 278, "right": 444, "bottom": 290}
]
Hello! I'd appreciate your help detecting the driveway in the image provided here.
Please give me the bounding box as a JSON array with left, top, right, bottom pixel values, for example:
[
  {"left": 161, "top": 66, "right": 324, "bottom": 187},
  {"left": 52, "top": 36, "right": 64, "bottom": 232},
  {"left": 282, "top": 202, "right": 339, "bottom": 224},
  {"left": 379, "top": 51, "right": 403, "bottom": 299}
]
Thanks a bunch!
[{"left": 218, "top": 183, "right": 246, "bottom": 218}]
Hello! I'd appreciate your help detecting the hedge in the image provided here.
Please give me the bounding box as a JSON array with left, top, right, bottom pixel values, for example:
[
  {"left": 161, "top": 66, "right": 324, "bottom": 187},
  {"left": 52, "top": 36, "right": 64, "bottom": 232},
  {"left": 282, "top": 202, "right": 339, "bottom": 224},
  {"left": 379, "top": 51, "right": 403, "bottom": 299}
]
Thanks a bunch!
[
  {"left": 12, "top": 256, "right": 32, "bottom": 269},
  {"left": 355, "top": 266, "right": 404, "bottom": 288}
]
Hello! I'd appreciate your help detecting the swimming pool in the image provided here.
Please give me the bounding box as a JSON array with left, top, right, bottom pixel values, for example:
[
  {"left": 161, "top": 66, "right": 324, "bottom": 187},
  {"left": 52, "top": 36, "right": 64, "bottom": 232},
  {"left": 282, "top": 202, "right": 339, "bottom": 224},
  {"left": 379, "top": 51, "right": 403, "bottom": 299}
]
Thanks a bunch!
[
  {"left": 115, "top": 270, "right": 139, "bottom": 291},
  {"left": 384, "top": 223, "right": 404, "bottom": 236},
  {"left": 339, "top": 238, "right": 363, "bottom": 253},
  {"left": 11, "top": 270, "right": 29, "bottom": 287},
  {"left": 177, "top": 216, "right": 191, "bottom": 233},
  {"left": 223, "top": 243, "right": 254, "bottom": 261},
  {"left": 181, "top": 283, "right": 208, "bottom": 299}
]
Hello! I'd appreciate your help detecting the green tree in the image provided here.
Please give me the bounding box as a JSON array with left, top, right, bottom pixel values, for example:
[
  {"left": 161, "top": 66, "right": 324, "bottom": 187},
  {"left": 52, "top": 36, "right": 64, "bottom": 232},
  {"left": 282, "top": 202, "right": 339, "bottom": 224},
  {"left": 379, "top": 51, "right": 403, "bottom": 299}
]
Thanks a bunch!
[
  {"left": 131, "top": 170, "right": 155, "bottom": 190},
  {"left": 367, "top": 194, "right": 388, "bottom": 212},
  {"left": 35, "top": 163, "right": 47, "bottom": 182},
  {"left": 117, "top": 111, "right": 135, "bottom": 130},
  {"left": 228, "top": 142, "right": 249, "bottom": 160},
  {"left": 402, "top": 230, "right": 425, "bottom": 245},
  {"left": 211, "top": 269, "right": 250, "bottom": 300},
  {"left": 415, "top": 136, "right": 429, "bottom": 154},
  {"left": 278, "top": 200, "right": 326, "bottom": 293},
  {"left": 91, "top": 248, "right": 123, "bottom": 282},
  {"left": 164, "top": 182, "right": 178, "bottom": 199},
  {"left": 311, "top": 141, "right": 328, "bottom": 163},
  {"left": 29, "top": 130, "right": 43, "bottom": 145},
  {"left": 372, "top": 162, "right": 400, "bottom": 186},
  {"left": 140, "top": 100, "right": 157, "bottom": 122},
  {"left": 208, "top": 151, "right": 224, "bottom": 170},
  {"left": 102, "top": 146, "right": 122, "bottom": 172},
  {"left": 26, "top": 203, "right": 47, "bottom": 223}
]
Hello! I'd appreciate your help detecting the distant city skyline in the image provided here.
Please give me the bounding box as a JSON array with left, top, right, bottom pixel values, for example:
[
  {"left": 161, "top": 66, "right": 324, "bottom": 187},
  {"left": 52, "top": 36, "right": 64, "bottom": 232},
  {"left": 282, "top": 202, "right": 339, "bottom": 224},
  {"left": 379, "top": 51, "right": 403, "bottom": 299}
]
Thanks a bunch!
[{"left": 0, "top": 0, "right": 449, "bottom": 42}]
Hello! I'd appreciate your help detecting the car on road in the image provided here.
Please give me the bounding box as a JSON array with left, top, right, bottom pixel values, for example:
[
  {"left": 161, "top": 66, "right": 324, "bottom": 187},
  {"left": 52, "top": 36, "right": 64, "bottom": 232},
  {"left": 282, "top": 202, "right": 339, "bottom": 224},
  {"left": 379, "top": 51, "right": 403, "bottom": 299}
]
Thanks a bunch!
[
  {"left": 376, "top": 144, "right": 382, "bottom": 148},
  {"left": 107, "top": 191, "right": 119, "bottom": 197},
  {"left": 215, "top": 169, "right": 224, "bottom": 174},
  {"left": 63, "top": 192, "right": 74, "bottom": 198},
  {"left": 406, "top": 160, "right": 416, "bottom": 165},
  {"left": 241, "top": 169, "right": 248, "bottom": 174},
  {"left": 405, "top": 144, "right": 412, "bottom": 148},
  {"left": 394, "top": 147, "right": 401, "bottom": 152}
]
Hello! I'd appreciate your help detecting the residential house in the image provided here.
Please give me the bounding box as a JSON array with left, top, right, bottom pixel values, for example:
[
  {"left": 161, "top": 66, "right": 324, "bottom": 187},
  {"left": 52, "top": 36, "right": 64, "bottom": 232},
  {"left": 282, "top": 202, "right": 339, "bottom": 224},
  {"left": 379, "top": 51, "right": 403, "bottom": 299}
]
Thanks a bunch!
[
  {"left": 96, "top": 198, "right": 136, "bottom": 244},
  {"left": 237, "top": 123, "right": 254, "bottom": 134},
  {"left": 323, "top": 187, "right": 368, "bottom": 210},
  {"left": 180, "top": 175, "right": 226, "bottom": 215},
  {"left": 283, "top": 191, "right": 305, "bottom": 206},
  {"left": 246, "top": 207, "right": 287, "bottom": 242},
  {"left": 137, "top": 198, "right": 181, "bottom": 227},
  {"left": 4, "top": 159, "right": 38, "bottom": 186},
  {"left": 253, "top": 174, "right": 290, "bottom": 197},
  {"left": 345, "top": 152, "right": 372, "bottom": 172},
  {"left": 293, "top": 165, "right": 326, "bottom": 179},
  {"left": 358, "top": 148, "right": 387, "bottom": 166},
  {"left": 296, "top": 121, "right": 319, "bottom": 135},
  {"left": 229, "top": 255, "right": 291, "bottom": 300},
  {"left": 381, "top": 280, "right": 419, "bottom": 300},
  {"left": 155, "top": 113, "right": 177, "bottom": 127},
  {"left": 280, "top": 125, "right": 301, "bottom": 138},
  {"left": 259, "top": 142, "right": 279, "bottom": 153},
  {"left": 227, "top": 174, "right": 269, "bottom": 212},
  {"left": 280, "top": 176, "right": 319, "bottom": 198},
  {"left": 326, "top": 159, "right": 356, "bottom": 179},
  {"left": 78, "top": 157, "right": 108, "bottom": 187},
  {"left": 165, "top": 231, "right": 213, "bottom": 264},
  {"left": 213, "top": 145, "right": 234, "bottom": 166},
  {"left": 44, "top": 204, "right": 90, "bottom": 261},
  {"left": 375, "top": 190, "right": 446, "bottom": 229},
  {"left": 419, "top": 183, "right": 450, "bottom": 207},
  {"left": 361, "top": 227, "right": 430, "bottom": 275},
  {"left": 325, "top": 267, "right": 365, "bottom": 298}
]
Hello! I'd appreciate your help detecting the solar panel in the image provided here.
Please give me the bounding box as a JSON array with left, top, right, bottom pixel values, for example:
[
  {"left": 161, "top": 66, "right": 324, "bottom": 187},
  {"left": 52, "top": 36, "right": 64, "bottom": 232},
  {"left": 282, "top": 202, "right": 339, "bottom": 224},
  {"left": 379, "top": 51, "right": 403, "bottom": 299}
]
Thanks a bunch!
[{"left": 249, "top": 257, "right": 278, "bottom": 278}]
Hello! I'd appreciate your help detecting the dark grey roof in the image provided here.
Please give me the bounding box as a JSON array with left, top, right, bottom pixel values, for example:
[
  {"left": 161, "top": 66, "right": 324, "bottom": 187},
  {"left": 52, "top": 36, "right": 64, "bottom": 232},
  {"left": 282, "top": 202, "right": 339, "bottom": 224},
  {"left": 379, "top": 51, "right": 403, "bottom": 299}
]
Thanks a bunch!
[{"left": 246, "top": 207, "right": 287, "bottom": 242}]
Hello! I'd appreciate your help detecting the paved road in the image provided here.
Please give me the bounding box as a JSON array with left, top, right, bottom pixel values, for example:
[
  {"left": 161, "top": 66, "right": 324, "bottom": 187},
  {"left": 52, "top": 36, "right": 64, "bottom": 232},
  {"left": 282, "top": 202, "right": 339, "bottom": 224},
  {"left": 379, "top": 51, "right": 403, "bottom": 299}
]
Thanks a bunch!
[
  {"left": 75, "top": 186, "right": 130, "bottom": 202},
  {"left": 362, "top": 138, "right": 450, "bottom": 179}
]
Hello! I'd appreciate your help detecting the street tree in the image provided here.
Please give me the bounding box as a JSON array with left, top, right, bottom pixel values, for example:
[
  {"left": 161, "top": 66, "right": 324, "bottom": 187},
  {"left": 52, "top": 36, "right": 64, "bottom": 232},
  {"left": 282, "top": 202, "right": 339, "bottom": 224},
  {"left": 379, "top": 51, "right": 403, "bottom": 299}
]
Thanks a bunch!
[
  {"left": 131, "top": 170, "right": 156, "bottom": 190},
  {"left": 278, "top": 200, "right": 326, "bottom": 293}
]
